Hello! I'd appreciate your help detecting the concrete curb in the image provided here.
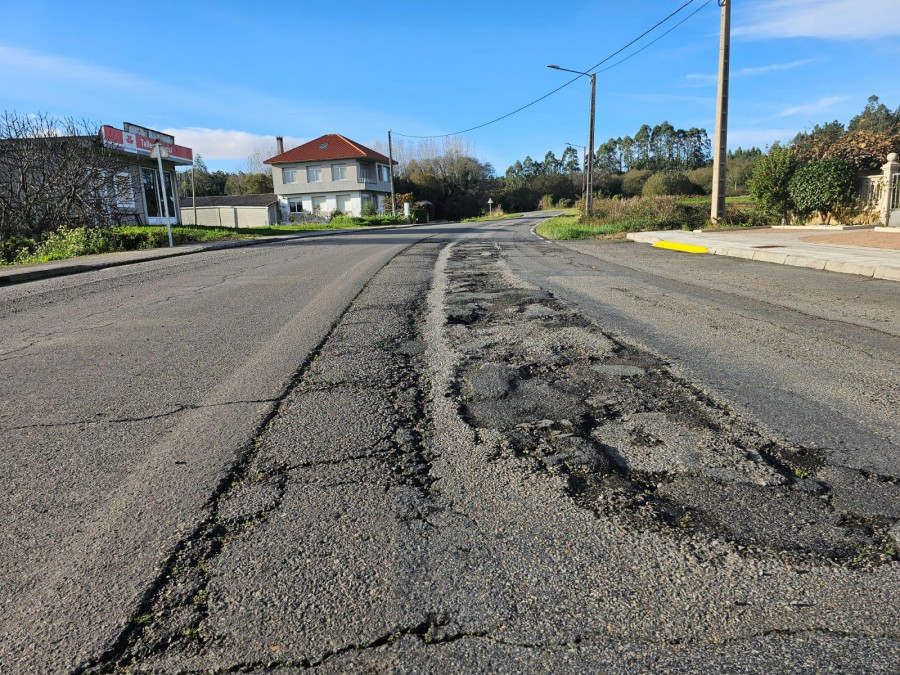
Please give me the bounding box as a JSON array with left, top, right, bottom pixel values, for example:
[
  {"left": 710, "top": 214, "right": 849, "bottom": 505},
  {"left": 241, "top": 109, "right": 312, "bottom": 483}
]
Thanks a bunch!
[
  {"left": 625, "top": 232, "right": 899, "bottom": 282},
  {"left": 0, "top": 223, "right": 421, "bottom": 286}
]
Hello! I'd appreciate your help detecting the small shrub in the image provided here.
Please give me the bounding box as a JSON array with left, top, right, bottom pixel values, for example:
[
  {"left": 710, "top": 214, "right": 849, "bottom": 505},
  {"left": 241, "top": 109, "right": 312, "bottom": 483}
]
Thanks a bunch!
[
  {"left": 621, "top": 169, "right": 653, "bottom": 197},
  {"left": 1, "top": 235, "right": 36, "bottom": 264},
  {"left": 556, "top": 198, "right": 573, "bottom": 208},
  {"left": 361, "top": 201, "right": 377, "bottom": 217},
  {"left": 17, "top": 226, "right": 118, "bottom": 263},
  {"left": 642, "top": 172, "right": 702, "bottom": 197},
  {"left": 329, "top": 209, "right": 344, "bottom": 220},
  {"left": 788, "top": 159, "right": 857, "bottom": 224},
  {"left": 750, "top": 144, "right": 802, "bottom": 224},
  {"left": 541, "top": 194, "right": 555, "bottom": 209}
]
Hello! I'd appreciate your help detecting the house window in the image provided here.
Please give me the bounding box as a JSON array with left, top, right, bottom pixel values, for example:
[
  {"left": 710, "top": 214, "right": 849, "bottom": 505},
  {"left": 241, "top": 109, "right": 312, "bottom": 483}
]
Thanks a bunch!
[
  {"left": 332, "top": 164, "right": 347, "bottom": 181},
  {"left": 283, "top": 168, "right": 298, "bottom": 184},
  {"left": 288, "top": 198, "right": 303, "bottom": 214},
  {"left": 307, "top": 166, "right": 322, "bottom": 182},
  {"left": 114, "top": 172, "right": 135, "bottom": 208},
  {"left": 378, "top": 164, "right": 391, "bottom": 182}
]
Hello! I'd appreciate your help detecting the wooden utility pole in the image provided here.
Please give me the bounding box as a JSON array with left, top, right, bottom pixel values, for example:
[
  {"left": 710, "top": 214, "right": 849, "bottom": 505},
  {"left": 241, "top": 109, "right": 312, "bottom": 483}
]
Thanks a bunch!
[
  {"left": 388, "top": 130, "right": 396, "bottom": 216},
  {"left": 711, "top": 0, "right": 731, "bottom": 223}
]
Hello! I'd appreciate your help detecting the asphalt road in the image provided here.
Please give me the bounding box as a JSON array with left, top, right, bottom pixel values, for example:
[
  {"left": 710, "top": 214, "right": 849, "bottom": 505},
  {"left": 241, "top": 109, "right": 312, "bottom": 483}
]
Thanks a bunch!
[{"left": 1, "top": 216, "right": 898, "bottom": 672}]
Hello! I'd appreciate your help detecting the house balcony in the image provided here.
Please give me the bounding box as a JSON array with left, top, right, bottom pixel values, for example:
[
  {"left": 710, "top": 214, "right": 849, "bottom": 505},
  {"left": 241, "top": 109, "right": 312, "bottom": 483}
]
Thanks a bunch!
[{"left": 357, "top": 176, "right": 376, "bottom": 185}]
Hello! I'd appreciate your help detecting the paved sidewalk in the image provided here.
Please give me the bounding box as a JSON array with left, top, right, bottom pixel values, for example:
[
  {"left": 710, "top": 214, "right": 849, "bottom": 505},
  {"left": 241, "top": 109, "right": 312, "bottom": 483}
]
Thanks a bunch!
[
  {"left": 627, "top": 227, "right": 900, "bottom": 281},
  {"left": 0, "top": 223, "right": 419, "bottom": 286}
]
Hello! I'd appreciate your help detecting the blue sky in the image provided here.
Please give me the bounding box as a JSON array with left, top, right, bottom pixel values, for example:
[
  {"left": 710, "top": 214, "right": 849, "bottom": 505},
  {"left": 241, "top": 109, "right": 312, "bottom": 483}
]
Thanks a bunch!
[{"left": 2, "top": 0, "right": 898, "bottom": 173}]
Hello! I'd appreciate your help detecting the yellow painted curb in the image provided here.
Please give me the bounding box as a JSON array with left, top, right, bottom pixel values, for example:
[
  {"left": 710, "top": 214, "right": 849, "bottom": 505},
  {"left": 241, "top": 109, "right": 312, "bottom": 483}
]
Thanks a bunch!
[{"left": 652, "top": 241, "right": 708, "bottom": 254}]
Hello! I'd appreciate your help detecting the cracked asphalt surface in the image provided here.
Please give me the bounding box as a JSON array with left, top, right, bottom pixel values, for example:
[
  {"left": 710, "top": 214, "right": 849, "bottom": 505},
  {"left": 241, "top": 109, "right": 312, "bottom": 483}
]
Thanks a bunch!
[{"left": 1, "top": 216, "right": 898, "bottom": 672}]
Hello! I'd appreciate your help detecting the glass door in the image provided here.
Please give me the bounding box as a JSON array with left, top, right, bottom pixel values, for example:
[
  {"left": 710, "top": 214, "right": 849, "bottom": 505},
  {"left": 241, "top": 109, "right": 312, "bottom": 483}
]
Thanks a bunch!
[{"left": 140, "top": 167, "right": 178, "bottom": 224}]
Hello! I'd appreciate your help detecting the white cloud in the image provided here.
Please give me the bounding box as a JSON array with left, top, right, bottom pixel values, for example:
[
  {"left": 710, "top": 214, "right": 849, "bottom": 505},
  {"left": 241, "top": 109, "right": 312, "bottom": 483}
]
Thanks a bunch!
[
  {"left": 161, "top": 128, "right": 306, "bottom": 162},
  {"left": 737, "top": 58, "right": 817, "bottom": 76},
  {"left": 780, "top": 96, "right": 849, "bottom": 117},
  {"left": 735, "top": 0, "right": 900, "bottom": 40},
  {"left": 0, "top": 44, "right": 419, "bottom": 145},
  {"left": 685, "top": 58, "right": 816, "bottom": 87},
  {"left": 685, "top": 73, "right": 717, "bottom": 85},
  {"left": 0, "top": 44, "right": 166, "bottom": 94}
]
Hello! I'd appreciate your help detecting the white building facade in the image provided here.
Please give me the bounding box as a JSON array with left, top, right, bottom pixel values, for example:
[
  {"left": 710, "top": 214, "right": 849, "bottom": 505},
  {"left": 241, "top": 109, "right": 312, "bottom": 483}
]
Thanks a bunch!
[{"left": 266, "top": 134, "right": 394, "bottom": 219}]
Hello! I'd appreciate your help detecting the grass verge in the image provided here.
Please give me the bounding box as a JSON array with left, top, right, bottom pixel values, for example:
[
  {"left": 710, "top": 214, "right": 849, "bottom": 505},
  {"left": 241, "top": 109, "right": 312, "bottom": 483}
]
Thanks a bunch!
[
  {"left": 536, "top": 215, "right": 635, "bottom": 239},
  {"left": 2, "top": 216, "right": 407, "bottom": 266},
  {"left": 461, "top": 212, "right": 525, "bottom": 223},
  {"left": 537, "top": 196, "right": 767, "bottom": 240}
]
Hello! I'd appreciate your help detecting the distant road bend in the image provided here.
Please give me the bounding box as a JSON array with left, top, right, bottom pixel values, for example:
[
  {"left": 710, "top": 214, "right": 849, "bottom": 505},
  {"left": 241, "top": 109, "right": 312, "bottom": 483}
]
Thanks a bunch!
[{"left": 1, "top": 216, "right": 898, "bottom": 672}]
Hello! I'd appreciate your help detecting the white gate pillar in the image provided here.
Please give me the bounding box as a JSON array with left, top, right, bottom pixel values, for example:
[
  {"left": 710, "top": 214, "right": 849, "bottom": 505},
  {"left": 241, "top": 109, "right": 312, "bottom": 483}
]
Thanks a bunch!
[{"left": 881, "top": 153, "right": 899, "bottom": 227}]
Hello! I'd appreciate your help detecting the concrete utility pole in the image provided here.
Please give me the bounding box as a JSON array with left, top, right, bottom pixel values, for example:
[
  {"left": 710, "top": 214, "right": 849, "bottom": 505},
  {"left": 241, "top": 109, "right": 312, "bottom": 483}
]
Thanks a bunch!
[
  {"left": 587, "top": 73, "right": 596, "bottom": 216},
  {"left": 388, "top": 130, "right": 396, "bottom": 216},
  {"left": 548, "top": 65, "right": 596, "bottom": 216},
  {"left": 711, "top": 0, "right": 731, "bottom": 223}
]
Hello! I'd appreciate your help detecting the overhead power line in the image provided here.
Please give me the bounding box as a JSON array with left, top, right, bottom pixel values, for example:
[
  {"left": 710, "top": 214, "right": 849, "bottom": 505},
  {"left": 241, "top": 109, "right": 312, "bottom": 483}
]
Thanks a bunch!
[
  {"left": 596, "top": 0, "right": 715, "bottom": 74},
  {"left": 393, "top": 0, "right": 706, "bottom": 140}
]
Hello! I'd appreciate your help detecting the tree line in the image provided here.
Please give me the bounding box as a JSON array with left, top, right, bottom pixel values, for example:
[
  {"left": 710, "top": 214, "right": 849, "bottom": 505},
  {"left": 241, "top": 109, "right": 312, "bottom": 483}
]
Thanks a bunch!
[
  {"left": 176, "top": 153, "right": 273, "bottom": 201},
  {"left": 595, "top": 122, "right": 711, "bottom": 173}
]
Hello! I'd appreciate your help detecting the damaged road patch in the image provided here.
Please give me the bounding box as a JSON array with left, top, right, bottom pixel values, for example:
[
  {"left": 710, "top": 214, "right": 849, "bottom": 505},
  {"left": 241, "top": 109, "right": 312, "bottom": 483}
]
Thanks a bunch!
[{"left": 443, "top": 240, "right": 898, "bottom": 567}]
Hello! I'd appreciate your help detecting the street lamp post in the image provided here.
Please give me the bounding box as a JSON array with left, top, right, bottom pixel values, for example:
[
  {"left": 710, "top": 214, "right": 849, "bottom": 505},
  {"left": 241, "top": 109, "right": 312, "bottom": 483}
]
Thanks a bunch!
[{"left": 549, "top": 65, "right": 596, "bottom": 216}]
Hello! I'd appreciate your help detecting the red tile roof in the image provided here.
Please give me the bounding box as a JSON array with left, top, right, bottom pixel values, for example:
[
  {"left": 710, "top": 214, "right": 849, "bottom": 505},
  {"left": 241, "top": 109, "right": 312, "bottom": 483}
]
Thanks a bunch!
[{"left": 264, "top": 134, "right": 395, "bottom": 165}]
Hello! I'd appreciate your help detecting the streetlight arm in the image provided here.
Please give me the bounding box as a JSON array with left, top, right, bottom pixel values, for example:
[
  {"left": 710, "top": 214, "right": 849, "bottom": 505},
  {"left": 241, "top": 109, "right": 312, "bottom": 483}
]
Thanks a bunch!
[
  {"left": 547, "top": 64, "right": 590, "bottom": 77},
  {"left": 548, "top": 63, "right": 596, "bottom": 215}
]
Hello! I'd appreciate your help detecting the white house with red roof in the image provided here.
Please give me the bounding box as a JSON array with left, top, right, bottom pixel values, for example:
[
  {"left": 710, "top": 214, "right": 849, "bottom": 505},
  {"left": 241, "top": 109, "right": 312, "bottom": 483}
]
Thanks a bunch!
[{"left": 265, "top": 134, "right": 395, "bottom": 218}]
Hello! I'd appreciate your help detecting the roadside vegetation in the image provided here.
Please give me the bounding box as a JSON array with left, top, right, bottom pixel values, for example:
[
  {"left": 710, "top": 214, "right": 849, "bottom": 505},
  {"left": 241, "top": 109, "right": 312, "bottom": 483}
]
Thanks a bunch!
[
  {"left": 2, "top": 216, "right": 405, "bottom": 266},
  {"left": 537, "top": 96, "right": 898, "bottom": 239},
  {"left": 3, "top": 97, "right": 896, "bottom": 255},
  {"left": 460, "top": 211, "right": 525, "bottom": 223}
]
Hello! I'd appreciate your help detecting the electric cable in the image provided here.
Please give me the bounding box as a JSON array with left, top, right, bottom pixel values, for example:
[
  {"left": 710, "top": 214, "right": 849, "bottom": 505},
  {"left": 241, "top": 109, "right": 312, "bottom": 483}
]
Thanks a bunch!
[{"left": 393, "top": 0, "right": 706, "bottom": 139}]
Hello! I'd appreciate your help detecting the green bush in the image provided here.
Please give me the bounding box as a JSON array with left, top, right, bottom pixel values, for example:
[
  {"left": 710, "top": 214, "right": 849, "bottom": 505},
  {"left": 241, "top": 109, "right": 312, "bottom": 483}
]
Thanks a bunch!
[
  {"left": 749, "top": 144, "right": 802, "bottom": 224},
  {"left": 329, "top": 209, "right": 344, "bottom": 220},
  {"left": 788, "top": 159, "right": 857, "bottom": 224},
  {"left": 538, "top": 197, "right": 710, "bottom": 239},
  {"left": 17, "top": 227, "right": 118, "bottom": 263},
  {"left": 687, "top": 166, "right": 714, "bottom": 194},
  {"left": 589, "top": 196, "right": 708, "bottom": 231},
  {"left": 621, "top": 169, "right": 653, "bottom": 197},
  {"left": 360, "top": 201, "right": 377, "bottom": 217},
  {"left": 594, "top": 173, "right": 624, "bottom": 197},
  {"left": 642, "top": 172, "right": 702, "bottom": 197},
  {"left": 329, "top": 214, "right": 406, "bottom": 227},
  {"left": 1, "top": 235, "right": 36, "bottom": 264},
  {"left": 541, "top": 194, "right": 555, "bottom": 209}
]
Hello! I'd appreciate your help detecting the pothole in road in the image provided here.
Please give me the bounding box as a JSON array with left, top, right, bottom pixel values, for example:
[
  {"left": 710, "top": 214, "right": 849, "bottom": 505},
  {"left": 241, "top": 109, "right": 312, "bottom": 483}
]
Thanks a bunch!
[{"left": 444, "top": 240, "right": 898, "bottom": 568}]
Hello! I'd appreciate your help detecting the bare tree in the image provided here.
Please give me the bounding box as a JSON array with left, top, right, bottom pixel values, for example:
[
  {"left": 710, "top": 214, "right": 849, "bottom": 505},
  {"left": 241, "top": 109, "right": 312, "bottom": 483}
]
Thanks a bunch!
[
  {"left": 246, "top": 146, "right": 276, "bottom": 177},
  {"left": 0, "top": 111, "right": 138, "bottom": 240}
]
